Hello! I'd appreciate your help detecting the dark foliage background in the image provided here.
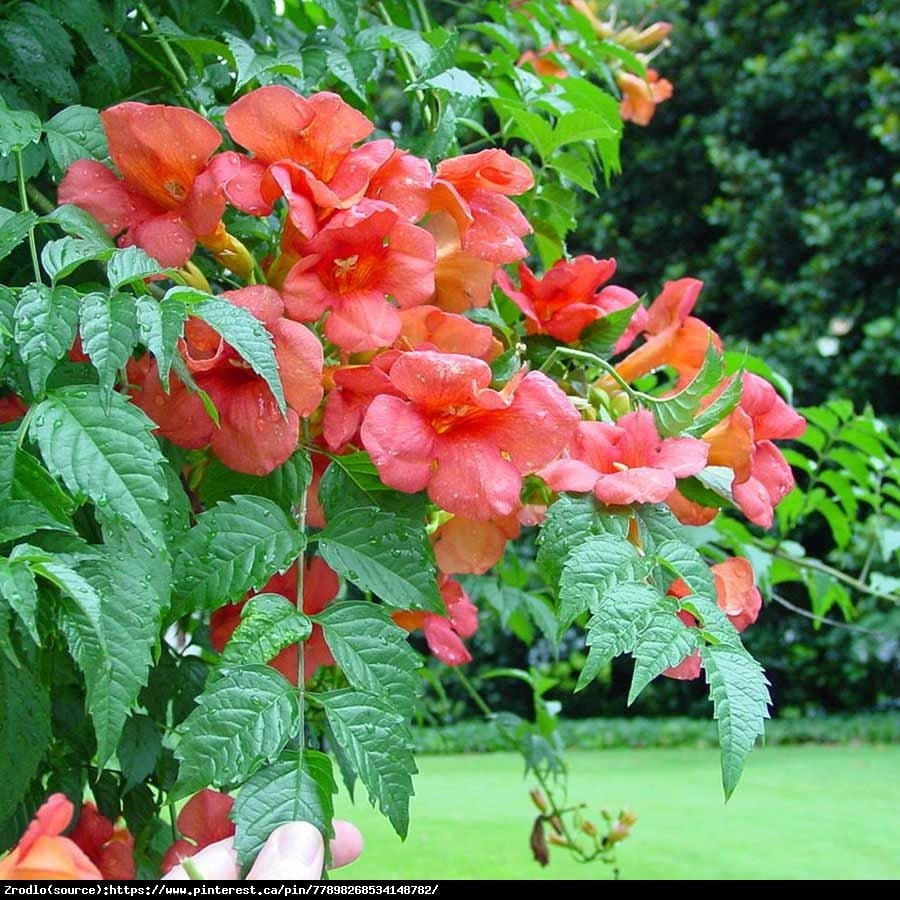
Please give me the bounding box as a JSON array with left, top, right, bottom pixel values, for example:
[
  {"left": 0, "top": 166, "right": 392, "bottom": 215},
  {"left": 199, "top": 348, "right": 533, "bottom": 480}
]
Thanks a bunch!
[{"left": 572, "top": 0, "right": 900, "bottom": 412}]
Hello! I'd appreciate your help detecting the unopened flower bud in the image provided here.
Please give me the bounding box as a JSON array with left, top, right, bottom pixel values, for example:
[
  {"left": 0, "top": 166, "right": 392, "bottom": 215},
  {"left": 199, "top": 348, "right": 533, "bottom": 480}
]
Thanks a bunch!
[
  {"left": 549, "top": 815, "right": 564, "bottom": 835},
  {"left": 618, "top": 22, "right": 673, "bottom": 51},
  {"left": 548, "top": 833, "right": 570, "bottom": 847},
  {"left": 619, "top": 809, "right": 638, "bottom": 826},
  {"left": 529, "top": 789, "right": 548, "bottom": 813},
  {"left": 530, "top": 817, "right": 550, "bottom": 867},
  {"left": 581, "top": 820, "right": 598, "bottom": 837},
  {"left": 610, "top": 391, "right": 632, "bottom": 417}
]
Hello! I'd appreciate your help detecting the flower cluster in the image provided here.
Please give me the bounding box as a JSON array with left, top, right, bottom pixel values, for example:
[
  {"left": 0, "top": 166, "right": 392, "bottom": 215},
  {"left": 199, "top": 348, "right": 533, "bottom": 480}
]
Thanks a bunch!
[
  {"left": 516, "top": 2, "right": 675, "bottom": 126},
  {"left": 54, "top": 89, "right": 803, "bottom": 702}
]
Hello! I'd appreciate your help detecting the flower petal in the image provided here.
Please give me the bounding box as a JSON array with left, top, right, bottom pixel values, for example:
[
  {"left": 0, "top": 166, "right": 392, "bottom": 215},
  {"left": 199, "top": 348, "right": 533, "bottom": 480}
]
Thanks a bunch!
[
  {"left": 422, "top": 614, "right": 472, "bottom": 666},
  {"left": 361, "top": 396, "right": 435, "bottom": 494},
  {"left": 324, "top": 292, "right": 401, "bottom": 352},
  {"left": 102, "top": 102, "right": 221, "bottom": 210},
  {"left": 224, "top": 86, "right": 315, "bottom": 164}
]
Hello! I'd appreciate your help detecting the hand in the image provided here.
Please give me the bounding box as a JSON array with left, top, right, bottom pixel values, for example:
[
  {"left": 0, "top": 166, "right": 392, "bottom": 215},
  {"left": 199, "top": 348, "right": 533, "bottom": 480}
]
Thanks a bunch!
[{"left": 163, "top": 820, "right": 363, "bottom": 880}]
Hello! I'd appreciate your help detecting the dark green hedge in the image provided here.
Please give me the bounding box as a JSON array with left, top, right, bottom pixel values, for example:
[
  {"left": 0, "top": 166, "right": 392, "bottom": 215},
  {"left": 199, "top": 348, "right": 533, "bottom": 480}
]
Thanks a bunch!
[{"left": 412, "top": 712, "right": 900, "bottom": 754}]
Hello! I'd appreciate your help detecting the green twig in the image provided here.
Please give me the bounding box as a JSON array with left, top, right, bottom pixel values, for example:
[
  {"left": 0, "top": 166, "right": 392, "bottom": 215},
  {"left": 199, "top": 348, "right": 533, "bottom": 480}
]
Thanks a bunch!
[
  {"left": 374, "top": 1, "right": 433, "bottom": 129},
  {"left": 15, "top": 150, "right": 41, "bottom": 284},
  {"left": 294, "top": 421, "right": 312, "bottom": 746},
  {"left": 137, "top": 2, "right": 190, "bottom": 89},
  {"left": 768, "top": 548, "right": 899, "bottom": 605}
]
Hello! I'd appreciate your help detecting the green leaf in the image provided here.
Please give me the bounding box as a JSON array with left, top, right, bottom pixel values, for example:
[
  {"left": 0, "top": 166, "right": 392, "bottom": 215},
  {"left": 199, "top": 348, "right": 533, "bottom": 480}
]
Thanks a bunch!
[
  {"left": 0, "top": 558, "right": 40, "bottom": 644},
  {"left": 317, "top": 508, "right": 441, "bottom": 612},
  {"left": 219, "top": 594, "right": 312, "bottom": 667},
  {"left": 558, "top": 534, "right": 652, "bottom": 638},
  {"left": 577, "top": 582, "right": 661, "bottom": 691},
  {"left": 43, "top": 105, "right": 108, "bottom": 176},
  {"left": 79, "top": 292, "right": 139, "bottom": 401},
  {"left": 59, "top": 540, "right": 168, "bottom": 763},
  {"left": 0, "top": 210, "right": 37, "bottom": 263},
  {"left": 318, "top": 0, "right": 358, "bottom": 31},
  {"left": 48, "top": 0, "right": 130, "bottom": 90},
  {"left": 655, "top": 539, "right": 717, "bottom": 602},
  {"left": 30, "top": 387, "right": 169, "bottom": 547},
  {"left": 628, "top": 599, "right": 701, "bottom": 704},
  {"left": 173, "top": 666, "right": 298, "bottom": 799},
  {"left": 356, "top": 25, "right": 435, "bottom": 69},
  {"left": 198, "top": 451, "right": 312, "bottom": 515},
  {"left": 493, "top": 100, "right": 553, "bottom": 159},
  {"left": 107, "top": 247, "right": 166, "bottom": 289},
  {"left": 0, "top": 432, "right": 74, "bottom": 524},
  {"left": 166, "top": 289, "right": 285, "bottom": 414},
  {"left": 41, "top": 235, "right": 114, "bottom": 283},
  {"left": 547, "top": 109, "right": 619, "bottom": 155},
  {"left": 684, "top": 373, "right": 744, "bottom": 437},
  {"left": 318, "top": 452, "right": 426, "bottom": 520},
  {"left": 0, "top": 656, "right": 50, "bottom": 821},
  {"left": 14, "top": 284, "right": 80, "bottom": 396},
  {"left": 815, "top": 496, "right": 852, "bottom": 549},
  {"left": 644, "top": 345, "right": 725, "bottom": 436},
  {"left": 172, "top": 496, "right": 305, "bottom": 615},
  {"left": 232, "top": 750, "right": 336, "bottom": 872},
  {"left": 135, "top": 295, "right": 187, "bottom": 391},
  {"left": 0, "top": 9, "right": 77, "bottom": 105},
  {"left": 701, "top": 643, "right": 771, "bottom": 799},
  {"left": 418, "top": 68, "right": 495, "bottom": 98},
  {"left": 316, "top": 602, "right": 421, "bottom": 715},
  {"left": 320, "top": 689, "right": 416, "bottom": 839},
  {"left": 579, "top": 301, "right": 640, "bottom": 358},
  {"left": 117, "top": 714, "right": 163, "bottom": 793},
  {"left": 0, "top": 500, "right": 74, "bottom": 543},
  {"left": 0, "top": 99, "right": 41, "bottom": 156},
  {"left": 635, "top": 504, "right": 685, "bottom": 553},
  {"left": 536, "top": 495, "right": 628, "bottom": 588},
  {"left": 41, "top": 205, "right": 112, "bottom": 245}
]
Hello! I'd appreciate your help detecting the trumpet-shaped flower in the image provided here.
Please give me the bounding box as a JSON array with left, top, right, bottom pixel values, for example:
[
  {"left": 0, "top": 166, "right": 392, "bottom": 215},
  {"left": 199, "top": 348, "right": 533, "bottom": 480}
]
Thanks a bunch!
[
  {"left": 432, "top": 149, "right": 534, "bottom": 265},
  {"left": 540, "top": 410, "right": 708, "bottom": 506},
  {"left": 59, "top": 103, "right": 224, "bottom": 267},
  {"left": 281, "top": 200, "right": 435, "bottom": 352},
  {"left": 614, "top": 278, "right": 719, "bottom": 389},
  {"left": 214, "top": 86, "right": 408, "bottom": 237},
  {"left": 393, "top": 576, "right": 479, "bottom": 665},
  {"left": 130, "top": 286, "right": 323, "bottom": 476},
  {"left": 617, "top": 69, "right": 674, "bottom": 126},
  {"left": 0, "top": 794, "right": 100, "bottom": 880},
  {"left": 667, "top": 372, "right": 805, "bottom": 528},
  {"left": 68, "top": 804, "right": 135, "bottom": 880},
  {"left": 496, "top": 255, "right": 646, "bottom": 345},
  {"left": 361, "top": 351, "right": 579, "bottom": 520}
]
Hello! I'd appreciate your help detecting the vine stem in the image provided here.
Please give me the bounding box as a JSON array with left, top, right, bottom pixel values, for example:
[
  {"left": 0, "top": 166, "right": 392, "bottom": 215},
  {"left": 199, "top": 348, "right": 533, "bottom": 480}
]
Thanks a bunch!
[
  {"left": 374, "top": 1, "right": 433, "bottom": 129},
  {"left": 768, "top": 548, "right": 898, "bottom": 605},
  {"left": 293, "top": 423, "right": 312, "bottom": 747},
  {"left": 15, "top": 150, "right": 41, "bottom": 284},
  {"left": 137, "top": 2, "right": 190, "bottom": 89},
  {"left": 538, "top": 345, "right": 635, "bottom": 397}
]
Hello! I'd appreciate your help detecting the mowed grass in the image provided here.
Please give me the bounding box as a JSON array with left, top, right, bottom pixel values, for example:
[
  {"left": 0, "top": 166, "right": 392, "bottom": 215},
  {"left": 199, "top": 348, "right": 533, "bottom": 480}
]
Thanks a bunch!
[{"left": 334, "top": 745, "right": 900, "bottom": 880}]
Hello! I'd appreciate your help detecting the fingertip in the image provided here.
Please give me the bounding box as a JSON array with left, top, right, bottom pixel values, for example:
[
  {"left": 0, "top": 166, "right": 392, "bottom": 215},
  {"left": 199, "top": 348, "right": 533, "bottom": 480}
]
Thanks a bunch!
[
  {"left": 247, "top": 821, "right": 325, "bottom": 880},
  {"left": 330, "top": 819, "right": 364, "bottom": 869}
]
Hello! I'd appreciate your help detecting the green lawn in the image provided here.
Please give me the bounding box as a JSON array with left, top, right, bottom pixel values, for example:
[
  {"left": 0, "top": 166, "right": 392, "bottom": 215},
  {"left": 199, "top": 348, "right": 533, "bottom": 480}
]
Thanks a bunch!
[{"left": 334, "top": 745, "right": 900, "bottom": 880}]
